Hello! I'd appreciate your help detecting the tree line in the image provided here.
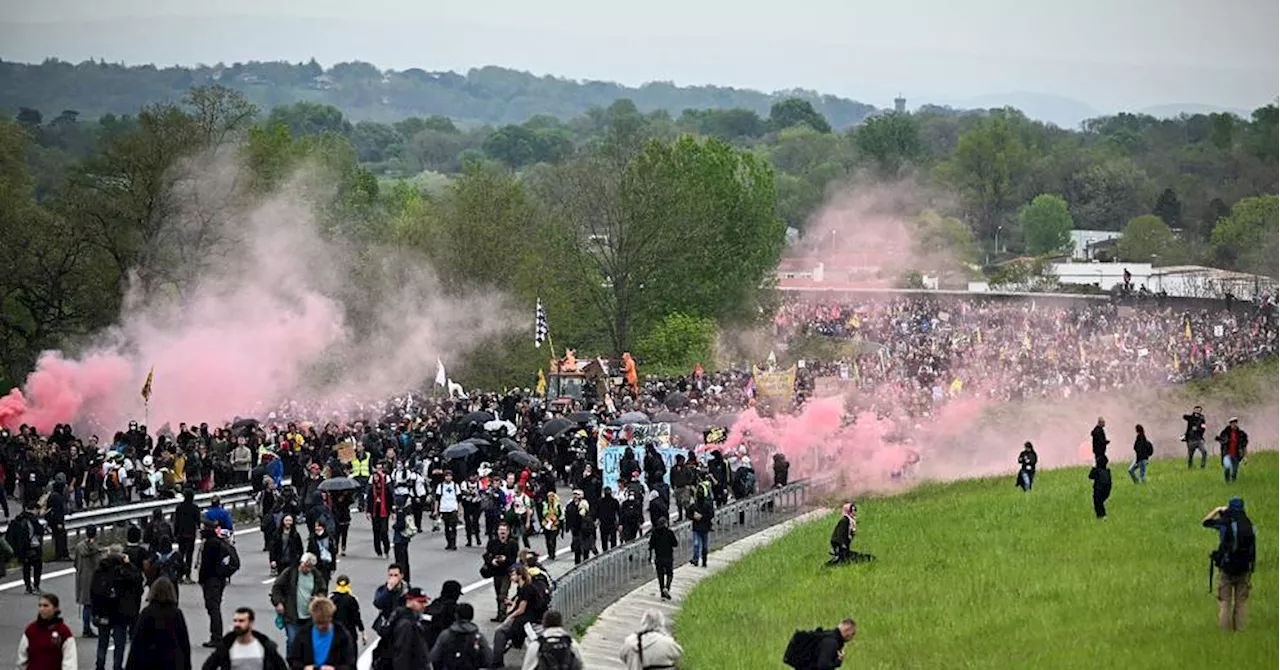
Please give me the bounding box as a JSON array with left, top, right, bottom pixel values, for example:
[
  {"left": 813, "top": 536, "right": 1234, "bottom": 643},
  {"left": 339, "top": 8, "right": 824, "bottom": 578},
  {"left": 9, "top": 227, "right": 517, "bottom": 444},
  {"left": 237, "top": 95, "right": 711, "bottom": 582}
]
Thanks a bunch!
[{"left": 2, "top": 83, "right": 1277, "bottom": 391}]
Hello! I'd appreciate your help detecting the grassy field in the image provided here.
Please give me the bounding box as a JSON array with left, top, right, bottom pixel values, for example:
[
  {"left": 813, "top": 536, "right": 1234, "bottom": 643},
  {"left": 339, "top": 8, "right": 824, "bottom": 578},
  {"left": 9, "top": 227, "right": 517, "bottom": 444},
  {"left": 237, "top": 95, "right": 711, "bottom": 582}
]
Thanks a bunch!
[{"left": 675, "top": 452, "right": 1278, "bottom": 670}]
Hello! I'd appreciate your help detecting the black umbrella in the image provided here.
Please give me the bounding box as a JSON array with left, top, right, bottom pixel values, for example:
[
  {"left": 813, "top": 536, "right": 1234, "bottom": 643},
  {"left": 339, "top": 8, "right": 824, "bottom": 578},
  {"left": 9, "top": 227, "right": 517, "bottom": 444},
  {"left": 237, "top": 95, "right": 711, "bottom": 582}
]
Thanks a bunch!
[
  {"left": 462, "top": 410, "right": 495, "bottom": 425},
  {"left": 465, "top": 436, "right": 493, "bottom": 447},
  {"left": 568, "top": 411, "right": 594, "bottom": 424},
  {"left": 506, "top": 450, "right": 540, "bottom": 469},
  {"left": 540, "top": 418, "right": 574, "bottom": 437},
  {"left": 617, "top": 411, "right": 650, "bottom": 425},
  {"left": 664, "top": 392, "right": 689, "bottom": 409},
  {"left": 499, "top": 437, "right": 522, "bottom": 452},
  {"left": 318, "top": 477, "right": 362, "bottom": 492},
  {"left": 442, "top": 442, "right": 480, "bottom": 460}
]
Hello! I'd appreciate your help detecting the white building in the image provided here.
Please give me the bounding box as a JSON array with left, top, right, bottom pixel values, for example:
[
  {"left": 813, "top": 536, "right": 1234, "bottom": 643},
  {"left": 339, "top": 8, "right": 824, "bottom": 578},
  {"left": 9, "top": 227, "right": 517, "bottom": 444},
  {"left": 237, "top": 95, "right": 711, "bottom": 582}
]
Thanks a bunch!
[
  {"left": 1069, "top": 230, "right": 1122, "bottom": 260},
  {"left": 1050, "top": 262, "right": 1276, "bottom": 299}
]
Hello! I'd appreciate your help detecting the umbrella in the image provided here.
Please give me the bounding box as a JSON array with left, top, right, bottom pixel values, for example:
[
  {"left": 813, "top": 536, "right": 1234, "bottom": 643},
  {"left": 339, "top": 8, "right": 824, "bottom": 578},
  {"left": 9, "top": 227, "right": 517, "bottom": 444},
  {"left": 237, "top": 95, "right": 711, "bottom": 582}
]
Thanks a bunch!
[
  {"left": 442, "top": 442, "right": 480, "bottom": 460},
  {"left": 484, "top": 419, "right": 517, "bottom": 436},
  {"left": 540, "top": 418, "right": 574, "bottom": 437},
  {"left": 318, "top": 477, "right": 362, "bottom": 492},
  {"left": 567, "top": 412, "right": 593, "bottom": 424},
  {"left": 618, "top": 411, "right": 650, "bottom": 425},
  {"left": 465, "top": 436, "right": 492, "bottom": 447},
  {"left": 499, "top": 437, "right": 522, "bottom": 452},
  {"left": 506, "top": 450, "right": 540, "bottom": 469},
  {"left": 652, "top": 411, "right": 681, "bottom": 423},
  {"left": 462, "top": 410, "right": 495, "bottom": 425},
  {"left": 231, "top": 417, "right": 259, "bottom": 430},
  {"left": 664, "top": 392, "right": 689, "bottom": 409}
]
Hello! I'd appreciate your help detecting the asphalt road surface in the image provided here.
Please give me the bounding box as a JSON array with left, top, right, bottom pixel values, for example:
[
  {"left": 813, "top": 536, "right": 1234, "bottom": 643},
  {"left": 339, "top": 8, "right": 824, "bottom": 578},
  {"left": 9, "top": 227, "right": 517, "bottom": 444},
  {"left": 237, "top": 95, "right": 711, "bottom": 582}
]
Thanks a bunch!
[{"left": 0, "top": 510, "right": 593, "bottom": 669}]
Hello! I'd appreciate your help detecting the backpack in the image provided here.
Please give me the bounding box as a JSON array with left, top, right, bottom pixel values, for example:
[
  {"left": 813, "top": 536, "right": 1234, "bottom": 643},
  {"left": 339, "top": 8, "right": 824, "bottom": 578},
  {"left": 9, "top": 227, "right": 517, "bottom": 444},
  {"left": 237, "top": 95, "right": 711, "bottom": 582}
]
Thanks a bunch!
[
  {"left": 438, "top": 630, "right": 485, "bottom": 670},
  {"left": 535, "top": 633, "right": 574, "bottom": 670},
  {"left": 783, "top": 628, "right": 828, "bottom": 669},
  {"left": 216, "top": 541, "right": 241, "bottom": 580},
  {"left": 1214, "top": 516, "right": 1257, "bottom": 575},
  {"left": 89, "top": 566, "right": 118, "bottom": 617},
  {"left": 370, "top": 633, "right": 394, "bottom": 670},
  {"left": 530, "top": 571, "right": 554, "bottom": 615}
]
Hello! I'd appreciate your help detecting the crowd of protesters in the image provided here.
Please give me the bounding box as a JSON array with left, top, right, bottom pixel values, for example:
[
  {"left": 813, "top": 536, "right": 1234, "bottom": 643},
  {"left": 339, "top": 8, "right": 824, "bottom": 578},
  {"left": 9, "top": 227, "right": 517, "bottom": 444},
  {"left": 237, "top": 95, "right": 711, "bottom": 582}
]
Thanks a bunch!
[{"left": 2, "top": 291, "right": 1274, "bottom": 669}]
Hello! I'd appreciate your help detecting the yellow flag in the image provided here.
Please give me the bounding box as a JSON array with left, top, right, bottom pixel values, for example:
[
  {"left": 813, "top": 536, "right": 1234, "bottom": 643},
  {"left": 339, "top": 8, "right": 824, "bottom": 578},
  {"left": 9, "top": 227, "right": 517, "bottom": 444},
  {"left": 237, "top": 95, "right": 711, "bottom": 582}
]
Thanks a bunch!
[
  {"left": 1184, "top": 320, "right": 1192, "bottom": 340},
  {"left": 536, "top": 368, "right": 547, "bottom": 396},
  {"left": 1173, "top": 352, "right": 1181, "bottom": 371},
  {"left": 140, "top": 366, "right": 155, "bottom": 402}
]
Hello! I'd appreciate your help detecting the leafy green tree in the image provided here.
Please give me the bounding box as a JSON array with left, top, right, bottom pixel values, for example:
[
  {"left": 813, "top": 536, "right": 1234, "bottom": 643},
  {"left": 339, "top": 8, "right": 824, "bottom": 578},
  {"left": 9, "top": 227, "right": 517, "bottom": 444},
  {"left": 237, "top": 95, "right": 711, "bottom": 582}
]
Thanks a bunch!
[
  {"left": 853, "top": 113, "right": 923, "bottom": 176},
  {"left": 1063, "top": 157, "right": 1154, "bottom": 230},
  {"left": 934, "top": 110, "right": 1030, "bottom": 241},
  {"left": 1211, "top": 195, "right": 1279, "bottom": 277},
  {"left": 635, "top": 312, "right": 717, "bottom": 376},
  {"left": 266, "top": 102, "right": 352, "bottom": 138},
  {"left": 1018, "top": 194, "right": 1073, "bottom": 254},
  {"left": 679, "top": 108, "right": 766, "bottom": 141},
  {"left": 769, "top": 98, "right": 831, "bottom": 133},
  {"left": 1116, "top": 214, "right": 1176, "bottom": 262},
  {"left": 1152, "top": 187, "right": 1182, "bottom": 228}
]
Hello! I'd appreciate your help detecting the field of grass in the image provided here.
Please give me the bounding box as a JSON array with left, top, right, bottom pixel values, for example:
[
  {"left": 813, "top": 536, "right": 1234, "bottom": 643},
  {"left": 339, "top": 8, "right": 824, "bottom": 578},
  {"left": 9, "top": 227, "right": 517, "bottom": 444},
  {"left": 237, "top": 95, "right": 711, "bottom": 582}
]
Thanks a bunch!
[{"left": 675, "top": 452, "right": 1278, "bottom": 669}]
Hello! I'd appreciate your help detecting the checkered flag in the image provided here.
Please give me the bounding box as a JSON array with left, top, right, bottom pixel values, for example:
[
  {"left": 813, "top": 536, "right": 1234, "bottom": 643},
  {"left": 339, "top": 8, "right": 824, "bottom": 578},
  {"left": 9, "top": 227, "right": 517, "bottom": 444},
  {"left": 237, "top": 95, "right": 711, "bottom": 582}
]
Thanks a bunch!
[{"left": 535, "top": 298, "right": 548, "bottom": 348}]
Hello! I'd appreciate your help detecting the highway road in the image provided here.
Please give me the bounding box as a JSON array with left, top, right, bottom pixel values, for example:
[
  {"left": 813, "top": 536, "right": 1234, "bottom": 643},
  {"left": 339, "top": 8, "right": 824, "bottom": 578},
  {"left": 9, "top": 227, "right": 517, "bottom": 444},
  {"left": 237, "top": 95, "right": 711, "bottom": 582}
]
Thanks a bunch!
[{"left": 0, "top": 510, "right": 597, "bottom": 669}]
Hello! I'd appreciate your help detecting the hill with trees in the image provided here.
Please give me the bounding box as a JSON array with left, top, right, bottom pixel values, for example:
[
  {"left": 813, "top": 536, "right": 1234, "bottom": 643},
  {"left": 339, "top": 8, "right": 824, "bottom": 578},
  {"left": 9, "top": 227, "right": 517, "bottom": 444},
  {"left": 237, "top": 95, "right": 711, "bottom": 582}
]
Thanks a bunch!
[{"left": 0, "top": 58, "right": 879, "bottom": 128}]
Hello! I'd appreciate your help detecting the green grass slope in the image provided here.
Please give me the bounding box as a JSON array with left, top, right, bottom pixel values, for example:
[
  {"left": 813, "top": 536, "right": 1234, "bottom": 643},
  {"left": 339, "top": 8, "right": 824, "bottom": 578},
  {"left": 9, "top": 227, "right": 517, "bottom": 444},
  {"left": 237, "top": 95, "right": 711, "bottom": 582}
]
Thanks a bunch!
[{"left": 675, "top": 452, "right": 1278, "bottom": 670}]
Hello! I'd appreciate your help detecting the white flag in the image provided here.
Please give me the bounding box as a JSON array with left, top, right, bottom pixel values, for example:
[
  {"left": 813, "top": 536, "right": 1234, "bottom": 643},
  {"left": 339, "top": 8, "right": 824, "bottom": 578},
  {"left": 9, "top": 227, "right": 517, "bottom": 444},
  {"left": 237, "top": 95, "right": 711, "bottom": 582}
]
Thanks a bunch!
[{"left": 435, "top": 358, "right": 448, "bottom": 387}]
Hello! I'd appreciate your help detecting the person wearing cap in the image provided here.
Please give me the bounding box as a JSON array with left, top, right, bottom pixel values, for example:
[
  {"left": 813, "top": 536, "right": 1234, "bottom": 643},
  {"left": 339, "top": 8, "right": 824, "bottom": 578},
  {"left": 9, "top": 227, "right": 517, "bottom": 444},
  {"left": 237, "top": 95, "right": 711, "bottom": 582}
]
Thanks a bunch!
[
  {"left": 384, "top": 587, "right": 431, "bottom": 669},
  {"left": 1215, "top": 418, "right": 1249, "bottom": 483},
  {"left": 73, "top": 525, "right": 105, "bottom": 637},
  {"left": 1203, "top": 498, "right": 1256, "bottom": 630},
  {"left": 329, "top": 576, "right": 367, "bottom": 647}
]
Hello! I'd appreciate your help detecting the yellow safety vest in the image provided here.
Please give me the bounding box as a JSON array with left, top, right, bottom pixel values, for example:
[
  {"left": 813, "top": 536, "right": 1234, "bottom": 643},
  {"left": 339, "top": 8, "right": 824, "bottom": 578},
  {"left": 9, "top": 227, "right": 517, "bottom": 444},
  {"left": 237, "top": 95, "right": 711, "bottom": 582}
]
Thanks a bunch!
[{"left": 350, "top": 453, "right": 371, "bottom": 478}]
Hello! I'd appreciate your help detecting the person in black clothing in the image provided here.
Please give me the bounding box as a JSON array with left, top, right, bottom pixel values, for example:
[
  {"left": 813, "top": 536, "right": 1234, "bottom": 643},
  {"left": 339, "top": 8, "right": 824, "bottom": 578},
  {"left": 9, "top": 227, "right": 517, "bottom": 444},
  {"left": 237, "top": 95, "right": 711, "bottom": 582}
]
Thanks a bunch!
[
  {"left": 490, "top": 566, "right": 537, "bottom": 667},
  {"left": 423, "top": 579, "right": 463, "bottom": 650},
  {"left": 647, "top": 516, "right": 678, "bottom": 599},
  {"left": 92, "top": 549, "right": 145, "bottom": 670},
  {"left": 197, "top": 525, "right": 238, "bottom": 648},
  {"left": 1202, "top": 497, "right": 1256, "bottom": 631},
  {"left": 329, "top": 575, "right": 367, "bottom": 646},
  {"left": 6, "top": 501, "right": 45, "bottom": 593},
  {"left": 1016, "top": 442, "right": 1037, "bottom": 492},
  {"left": 483, "top": 523, "right": 520, "bottom": 622},
  {"left": 642, "top": 444, "right": 666, "bottom": 488},
  {"left": 688, "top": 486, "right": 714, "bottom": 567},
  {"left": 173, "top": 489, "right": 202, "bottom": 582},
  {"left": 1090, "top": 417, "right": 1109, "bottom": 467},
  {"left": 828, "top": 503, "right": 856, "bottom": 563},
  {"left": 772, "top": 453, "right": 790, "bottom": 488},
  {"left": 619, "top": 489, "right": 644, "bottom": 543},
  {"left": 596, "top": 487, "right": 620, "bottom": 551},
  {"left": 1128, "top": 424, "right": 1154, "bottom": 484},
  {"left": 811, "top": 618, "right": 857, "bottom": 670},
  {"left": 618, "top": 447, "right": 639, "bottom": 489},
  {"left": 1088, "top": 456, "right": 1112, "bottom": 519},
  {"left": 1182, "top": 405, "right": 1208, "bottom": 469},
  {"left": 46, "top": 481, "right": 69, "bottom": 561},
  {"left": 383, "top": 589, "right": 431, "bottom": 669}
]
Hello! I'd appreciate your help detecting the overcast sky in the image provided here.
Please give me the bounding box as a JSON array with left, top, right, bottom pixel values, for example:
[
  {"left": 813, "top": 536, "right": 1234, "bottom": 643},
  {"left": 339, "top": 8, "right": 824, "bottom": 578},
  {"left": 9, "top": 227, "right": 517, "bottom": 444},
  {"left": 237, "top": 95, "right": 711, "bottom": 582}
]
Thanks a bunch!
[{"left": 2, "top": 0, "right": 1276, "bottom": 114}]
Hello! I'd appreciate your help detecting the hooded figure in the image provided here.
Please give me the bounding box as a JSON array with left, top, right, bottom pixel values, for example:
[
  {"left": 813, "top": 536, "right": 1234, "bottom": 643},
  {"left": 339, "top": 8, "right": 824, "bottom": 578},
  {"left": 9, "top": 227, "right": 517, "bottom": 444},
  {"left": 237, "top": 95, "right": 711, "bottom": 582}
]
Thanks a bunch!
[
  {"left": 423, "top": 579, "right": 464, "bottom": 649},
  {"left": 1088, "top": 455, "right": 1112, "bottom": 519}
]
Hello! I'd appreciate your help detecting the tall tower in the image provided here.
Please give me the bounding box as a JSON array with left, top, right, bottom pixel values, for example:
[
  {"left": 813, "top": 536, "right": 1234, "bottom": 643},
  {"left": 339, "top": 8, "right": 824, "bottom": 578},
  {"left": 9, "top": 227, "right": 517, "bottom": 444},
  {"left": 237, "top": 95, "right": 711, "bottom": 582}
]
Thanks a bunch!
[{"left": 894, "top": 94, "right": 906, "bottom": 114}]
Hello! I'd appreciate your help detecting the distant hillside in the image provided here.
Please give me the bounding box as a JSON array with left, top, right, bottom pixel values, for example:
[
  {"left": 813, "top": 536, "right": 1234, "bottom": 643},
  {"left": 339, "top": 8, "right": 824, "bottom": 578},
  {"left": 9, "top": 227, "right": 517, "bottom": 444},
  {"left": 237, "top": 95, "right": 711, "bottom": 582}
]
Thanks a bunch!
[
  {"left": 0, "top": 58, "right": 879, "bottom": 128},
  {"left": 1139, "top": 103, "right": 1255, "bottom": 119}
]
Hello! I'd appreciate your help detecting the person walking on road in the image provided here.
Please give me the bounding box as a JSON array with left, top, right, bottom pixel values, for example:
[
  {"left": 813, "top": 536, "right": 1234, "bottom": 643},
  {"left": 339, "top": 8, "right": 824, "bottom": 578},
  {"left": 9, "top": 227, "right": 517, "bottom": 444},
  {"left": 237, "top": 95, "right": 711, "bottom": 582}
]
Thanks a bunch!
[
  {"left": 367, "top": 463, "right": 394, "bottom": 558},
  {"left": 17, "top": 593, "right": 76, "bottom": 670},
  {"left": 329, "top": 575, "right": 368, "bottom": 648},
  {"left": 428, "top": 602, "right": 491, "bottom": 669},
  {"left": 285, "top": 597, "right": 357, "bottom": 670},
  {"left": 1128, "top": 424, "right": 1154, "bottom": 484},
  {"left": 371, "top": 564, "right": 409, "bottom": 638},
  {"left": 619, "top": 609, "right": 682, "bottom": 670},
  {"left": 483, "top": 523, "right": 521, "bottom": 622},
  {"left": 125, "top": 577, "right": 191, "bottom": 670},
  {"left": 269, "top": 553, "right": 329, "bottom": 651},
  {"left": 90, "top": 548, "right": 145, "bottom": 670},
  {"left": 200, "top": 607, "right": 287, "bottom": 670},
  {"left": 7, "top": 501, "right": 47, "bottom": 594},
  {"left": 647, "top": 516, "right": 678, "bottom": 600},
  {"left": 1203, "top": 497, "right": 1256, "bottom": 631},
  {"left": 688, "top": 485, "right": 715, "bottom": 567},
  {"left": 198, "top": 524, "right": 241, "bottom": 648},
  {"left": 522, "top": 610, "right": 584, "bottom": 670},
  {"left": 45, "top": 482, "right": 69, "bottom": 562},
  {"left": 174, "top": 489, "right": 202, "bottom": 584},
  {"left": 73, "top": 525, "right": 105, "bottom": 637},
  {"left": 382, "top": 587, "right": 431, "bottom": 669},
  {"left": 435, "top": 470, "right": 462, "bottom": 551}
]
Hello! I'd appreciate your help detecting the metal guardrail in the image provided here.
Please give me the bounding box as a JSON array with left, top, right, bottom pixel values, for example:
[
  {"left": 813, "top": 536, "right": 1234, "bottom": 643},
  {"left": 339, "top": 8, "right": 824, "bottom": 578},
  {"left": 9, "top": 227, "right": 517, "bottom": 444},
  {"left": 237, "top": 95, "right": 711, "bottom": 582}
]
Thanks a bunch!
[
  {"left": 1, "top": 478, "right": 290, "bottom": 544},
  {"left": 549, "top": 478, "right": 824, "bottom": 625}
]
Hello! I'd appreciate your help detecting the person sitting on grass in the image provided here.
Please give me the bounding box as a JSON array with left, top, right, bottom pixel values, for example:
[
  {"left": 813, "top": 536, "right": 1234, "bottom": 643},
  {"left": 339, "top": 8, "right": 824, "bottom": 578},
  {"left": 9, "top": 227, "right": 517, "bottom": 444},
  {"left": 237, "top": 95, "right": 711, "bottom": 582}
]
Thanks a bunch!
[{"left": 828, "top": 503, "right": 856, "bottom": 564}]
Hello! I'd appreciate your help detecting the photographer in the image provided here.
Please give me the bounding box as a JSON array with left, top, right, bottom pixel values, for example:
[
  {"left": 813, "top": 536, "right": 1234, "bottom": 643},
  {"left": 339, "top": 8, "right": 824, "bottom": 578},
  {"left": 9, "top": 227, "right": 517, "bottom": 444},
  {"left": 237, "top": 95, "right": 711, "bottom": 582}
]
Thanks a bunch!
[
  {"left": 1182, "top": 406, "right": 1208, "bottom": 469},
  {"left": 1202, "top": 498, "right": 1255, "bottom": 631}
]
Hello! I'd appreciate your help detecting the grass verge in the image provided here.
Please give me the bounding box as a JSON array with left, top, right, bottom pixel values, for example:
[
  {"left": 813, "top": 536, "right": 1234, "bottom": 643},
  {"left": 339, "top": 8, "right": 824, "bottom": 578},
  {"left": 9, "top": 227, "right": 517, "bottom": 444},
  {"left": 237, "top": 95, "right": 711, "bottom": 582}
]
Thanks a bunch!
[{"left": 675, "top": 452, "right": 1278, "bottom": 669}]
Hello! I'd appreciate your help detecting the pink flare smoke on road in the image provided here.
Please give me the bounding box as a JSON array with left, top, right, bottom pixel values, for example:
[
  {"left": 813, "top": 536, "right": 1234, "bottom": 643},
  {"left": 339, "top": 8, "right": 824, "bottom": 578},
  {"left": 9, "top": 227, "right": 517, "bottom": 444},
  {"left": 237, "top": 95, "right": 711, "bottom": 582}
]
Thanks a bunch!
[{"left": 0, "top": 353, "right": 134, "bottom": 434}]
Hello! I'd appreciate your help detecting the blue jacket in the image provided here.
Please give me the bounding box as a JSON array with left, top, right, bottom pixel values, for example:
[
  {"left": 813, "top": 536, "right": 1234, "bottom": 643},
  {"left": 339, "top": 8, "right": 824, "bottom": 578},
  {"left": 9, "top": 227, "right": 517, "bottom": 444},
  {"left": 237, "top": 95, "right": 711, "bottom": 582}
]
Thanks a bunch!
[
  {"left": 205, "top": 504, "right": 234, "bottom": 531},
  {"left": 266, "top": 459, "right": 284, "bottom": 488}
]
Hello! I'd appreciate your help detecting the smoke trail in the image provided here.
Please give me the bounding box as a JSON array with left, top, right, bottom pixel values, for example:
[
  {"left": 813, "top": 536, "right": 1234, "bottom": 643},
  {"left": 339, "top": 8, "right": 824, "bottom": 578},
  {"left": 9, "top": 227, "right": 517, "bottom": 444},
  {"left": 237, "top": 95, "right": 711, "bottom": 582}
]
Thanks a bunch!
[{"left": 0, "top": 150, "right": 520, "bottom": 433}]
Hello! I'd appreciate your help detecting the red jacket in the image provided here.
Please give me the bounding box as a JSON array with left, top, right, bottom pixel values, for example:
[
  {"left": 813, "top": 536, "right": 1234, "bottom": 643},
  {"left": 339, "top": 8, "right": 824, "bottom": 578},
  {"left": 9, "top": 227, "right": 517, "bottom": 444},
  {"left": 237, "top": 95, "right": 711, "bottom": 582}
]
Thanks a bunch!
[{"left": 19, "top": 616, "right": 75, "bottom": 670}]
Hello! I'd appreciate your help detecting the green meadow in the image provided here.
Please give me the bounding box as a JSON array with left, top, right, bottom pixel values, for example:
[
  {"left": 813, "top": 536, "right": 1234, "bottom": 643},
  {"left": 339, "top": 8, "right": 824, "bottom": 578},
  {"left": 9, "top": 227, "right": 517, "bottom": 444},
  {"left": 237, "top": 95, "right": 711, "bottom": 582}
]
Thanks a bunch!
[{"left": 676, "top": 452, "right": 1278, "bottom": 669}]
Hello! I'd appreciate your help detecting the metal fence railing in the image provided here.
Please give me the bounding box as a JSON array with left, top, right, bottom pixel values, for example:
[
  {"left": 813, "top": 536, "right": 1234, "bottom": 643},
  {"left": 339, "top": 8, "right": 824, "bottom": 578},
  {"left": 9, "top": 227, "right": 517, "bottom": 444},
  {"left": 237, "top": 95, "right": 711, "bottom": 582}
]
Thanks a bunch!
[
  {"left": 0, "top": 479, "right": 287, "bottom": 546},
  {"left": 549, "top": 478, "right": 825, "bottom": 627}
]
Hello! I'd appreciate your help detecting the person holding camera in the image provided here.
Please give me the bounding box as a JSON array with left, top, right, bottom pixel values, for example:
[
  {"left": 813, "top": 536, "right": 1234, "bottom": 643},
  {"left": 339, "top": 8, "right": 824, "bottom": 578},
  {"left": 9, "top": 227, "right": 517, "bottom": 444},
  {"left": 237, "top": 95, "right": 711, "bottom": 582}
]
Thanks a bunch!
[
  {"left": 1182, "top": 405, "right": 1208, "bottom": 469},
  {"left": 1203, "top": 497, "right": 1256, "bottom": 631}
]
